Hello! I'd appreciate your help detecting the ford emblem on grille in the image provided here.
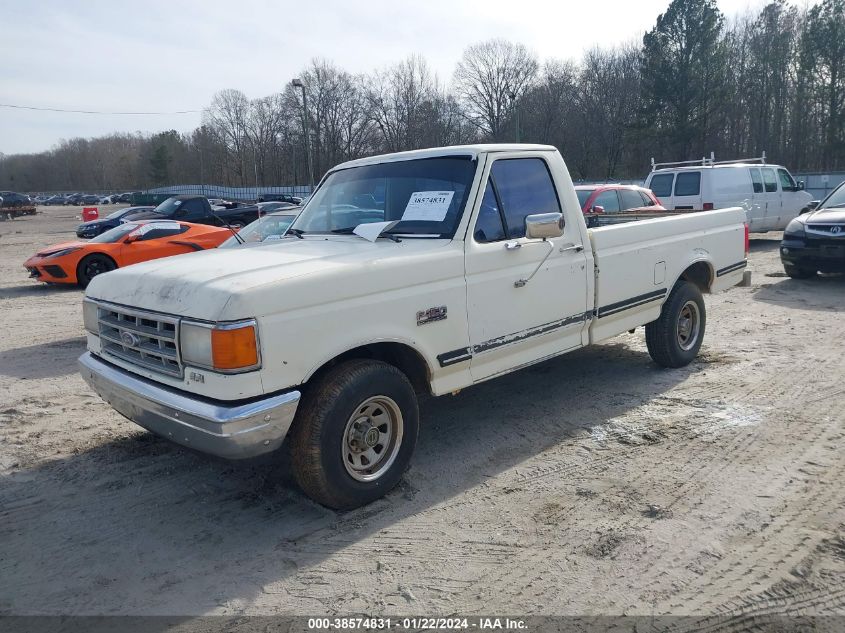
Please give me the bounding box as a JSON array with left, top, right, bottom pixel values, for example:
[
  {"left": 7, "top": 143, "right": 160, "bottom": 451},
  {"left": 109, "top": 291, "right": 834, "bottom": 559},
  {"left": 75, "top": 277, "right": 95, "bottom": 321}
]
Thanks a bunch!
[{"left": 120, "top": 330, "right": 141, "bottom": 347}]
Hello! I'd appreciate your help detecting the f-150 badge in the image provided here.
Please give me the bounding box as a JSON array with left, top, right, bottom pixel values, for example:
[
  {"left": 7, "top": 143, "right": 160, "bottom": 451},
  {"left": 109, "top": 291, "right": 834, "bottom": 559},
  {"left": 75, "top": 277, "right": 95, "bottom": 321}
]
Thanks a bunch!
[{"left": 417, "top": 306, "right": 447, "bottom": 326}]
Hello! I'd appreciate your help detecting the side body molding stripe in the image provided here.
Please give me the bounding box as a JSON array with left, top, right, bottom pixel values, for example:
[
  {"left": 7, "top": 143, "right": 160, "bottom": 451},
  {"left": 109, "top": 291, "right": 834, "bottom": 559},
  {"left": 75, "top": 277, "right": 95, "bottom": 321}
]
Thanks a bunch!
[
  {"left": 716, "top": 260, "right": 747, "bottom": 277},
  {"left": 596, "top": 289, "right": 666, "bottom": 318}
]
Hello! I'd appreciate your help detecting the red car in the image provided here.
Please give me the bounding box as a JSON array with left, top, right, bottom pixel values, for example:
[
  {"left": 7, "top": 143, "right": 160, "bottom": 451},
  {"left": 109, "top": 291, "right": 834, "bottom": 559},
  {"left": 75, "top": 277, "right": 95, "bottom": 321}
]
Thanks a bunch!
[{"left": 575, "top": 184, "right": 665, "bottom": 227}]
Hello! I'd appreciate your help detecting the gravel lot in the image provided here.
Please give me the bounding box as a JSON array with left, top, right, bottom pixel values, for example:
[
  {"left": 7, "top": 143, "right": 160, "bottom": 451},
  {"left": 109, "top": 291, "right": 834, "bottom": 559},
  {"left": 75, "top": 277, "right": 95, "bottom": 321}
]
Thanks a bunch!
[{"left": 1, "top": 206, "right": 844, "bottom": 619}]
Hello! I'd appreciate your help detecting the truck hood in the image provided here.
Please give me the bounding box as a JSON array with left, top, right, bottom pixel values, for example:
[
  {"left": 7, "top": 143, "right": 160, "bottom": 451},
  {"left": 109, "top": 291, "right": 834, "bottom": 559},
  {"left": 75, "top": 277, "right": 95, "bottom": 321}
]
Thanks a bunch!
[{"left": 85, "top": 236, "right": 459, "bottom": 321}]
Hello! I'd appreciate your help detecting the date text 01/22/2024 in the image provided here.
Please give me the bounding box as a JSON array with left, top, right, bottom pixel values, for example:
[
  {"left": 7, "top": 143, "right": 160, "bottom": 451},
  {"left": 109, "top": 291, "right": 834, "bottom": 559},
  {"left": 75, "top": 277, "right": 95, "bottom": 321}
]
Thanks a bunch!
[{"left": 306, "top": 617, "right": 528, "bottom": 630}]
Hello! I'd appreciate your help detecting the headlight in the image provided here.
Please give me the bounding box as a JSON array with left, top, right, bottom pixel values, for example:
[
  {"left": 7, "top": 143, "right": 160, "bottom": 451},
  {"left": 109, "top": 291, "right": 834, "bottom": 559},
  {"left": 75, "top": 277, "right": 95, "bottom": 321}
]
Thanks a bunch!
[
  {"left": 46, "top": 247, "right": 82, "bottom": 258},
  {"left": 82, "top": 299, "right": 99, "bottom": 334},
  {"left": 783, "top": 219, "right": 805, "bottom": 239},
  {"left": 180, "top": 319, "right": 260, "bottom": 373}
]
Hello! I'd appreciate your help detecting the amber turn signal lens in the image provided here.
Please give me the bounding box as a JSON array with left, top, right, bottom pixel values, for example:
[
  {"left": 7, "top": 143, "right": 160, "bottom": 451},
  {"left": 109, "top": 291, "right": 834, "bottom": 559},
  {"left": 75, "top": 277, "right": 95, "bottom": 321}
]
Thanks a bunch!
[{"left": 211, "top": 325, "right": 259, "bottom": 370}]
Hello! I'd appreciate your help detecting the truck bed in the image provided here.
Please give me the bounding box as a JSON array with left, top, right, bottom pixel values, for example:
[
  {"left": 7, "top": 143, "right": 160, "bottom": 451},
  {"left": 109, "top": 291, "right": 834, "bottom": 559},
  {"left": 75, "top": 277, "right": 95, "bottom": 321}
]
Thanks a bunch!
[{"left": 587, "top": 207, "right": 748, "bottom": 344}]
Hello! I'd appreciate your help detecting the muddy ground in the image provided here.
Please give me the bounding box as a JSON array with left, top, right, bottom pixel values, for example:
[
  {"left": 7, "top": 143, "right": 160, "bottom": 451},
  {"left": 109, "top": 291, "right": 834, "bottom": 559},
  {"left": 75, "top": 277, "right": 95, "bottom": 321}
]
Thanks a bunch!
[{"left": 0, "top": 206, "right": 843, "bottom": 620}]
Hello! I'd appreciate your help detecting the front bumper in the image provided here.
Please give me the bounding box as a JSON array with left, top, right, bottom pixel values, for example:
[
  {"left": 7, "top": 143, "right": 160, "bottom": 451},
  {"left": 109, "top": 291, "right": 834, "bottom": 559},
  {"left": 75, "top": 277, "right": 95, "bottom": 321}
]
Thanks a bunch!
[
  {"left": 78, "top": 351, "right": 301, "bottom": 459},
  {"left": 24, "top": 259, "right": 70, "bottom": 283},
  {"left": 781, "top": 238, "right": 845, "bottom": 272}
]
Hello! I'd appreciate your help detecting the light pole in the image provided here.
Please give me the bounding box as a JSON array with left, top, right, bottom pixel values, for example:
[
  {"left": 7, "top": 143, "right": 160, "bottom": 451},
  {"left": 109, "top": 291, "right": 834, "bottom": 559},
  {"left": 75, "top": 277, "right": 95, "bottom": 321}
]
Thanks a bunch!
[
  {"left": 291, "top": 78, "right": 315, "bottom": 191},
  {"left": 510, "top": 92, "right": 520, "bottom": 143}
]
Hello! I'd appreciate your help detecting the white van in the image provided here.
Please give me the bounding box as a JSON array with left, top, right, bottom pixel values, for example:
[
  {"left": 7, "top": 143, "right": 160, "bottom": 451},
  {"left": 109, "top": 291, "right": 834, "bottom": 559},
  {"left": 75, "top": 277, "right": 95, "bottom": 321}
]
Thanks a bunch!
[{"left": 644, "top": 155, "right": 813, "bottom": 232}]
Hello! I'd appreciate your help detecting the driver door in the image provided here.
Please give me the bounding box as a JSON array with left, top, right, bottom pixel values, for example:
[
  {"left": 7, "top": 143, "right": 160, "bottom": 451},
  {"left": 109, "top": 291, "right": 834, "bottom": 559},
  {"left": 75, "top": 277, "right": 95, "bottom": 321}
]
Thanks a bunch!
[{"left": 464, "top": 152, "right": 589, "bottom": 382}]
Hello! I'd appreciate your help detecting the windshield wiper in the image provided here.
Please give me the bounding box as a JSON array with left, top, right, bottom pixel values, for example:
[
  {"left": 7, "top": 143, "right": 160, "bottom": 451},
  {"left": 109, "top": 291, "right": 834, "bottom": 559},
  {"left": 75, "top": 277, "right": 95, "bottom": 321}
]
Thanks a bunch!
[
  {"left": 286, "top": 228, "right": 306, "bottom": 239},
  {"left": 206, "top": 208, "right": 244, "bottom": 244},
  {"left": 331, "top": 226, "right": 401, "bottom": 242}
]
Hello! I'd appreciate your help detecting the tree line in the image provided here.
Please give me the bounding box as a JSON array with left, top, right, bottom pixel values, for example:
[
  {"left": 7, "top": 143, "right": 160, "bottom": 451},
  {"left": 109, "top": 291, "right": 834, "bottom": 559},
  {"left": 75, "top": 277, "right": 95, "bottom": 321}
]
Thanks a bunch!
[{"left": 2, "top": 0, "right": 844, "bottom": 194}]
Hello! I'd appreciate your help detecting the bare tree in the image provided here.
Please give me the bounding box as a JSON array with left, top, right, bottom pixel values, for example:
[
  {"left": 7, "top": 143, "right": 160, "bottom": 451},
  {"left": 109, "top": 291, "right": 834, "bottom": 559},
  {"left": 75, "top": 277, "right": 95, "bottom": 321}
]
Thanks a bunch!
[
  {"left": 453, "top": 39, "right": 539, "bottom": 140},
  {"left": 203, "top": 89, "right": 251, "bottom": 185}
]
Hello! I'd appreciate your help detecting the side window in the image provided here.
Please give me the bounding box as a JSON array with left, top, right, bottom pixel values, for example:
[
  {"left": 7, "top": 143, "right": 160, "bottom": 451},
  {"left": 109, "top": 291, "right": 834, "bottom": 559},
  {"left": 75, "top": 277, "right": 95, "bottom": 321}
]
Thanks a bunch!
[
  {"left": 489, "top": 158, "right": 561, "bottom": 239},
  {"left": 176, "top": 200, "right": 205, "bottom": 218},
  {"left": 750, "top": 168, "right": 763, "bottom": 193},
  {"left": 778, "top": 169, "right": 796, "bottom": 192},
  {"left": 593, "top": 190, "right": 620, "bottom": 212},
  {"left": 473, "top": 181, "right": 507, "bottom": 243},
  {"left": 674, "top": 172, "right": 701, "bottom": 196},
  {"left": 139, "top": 225, "right": 189, "bottom": 241},
  {"left": 620, "top": 189, "right": 644, "bottom": 211},
  {"left": 649, "top": 173, "right": 674, "bottom": 198},
  {"left": 762, "top": 168, "right": 777, "bottom": 193},
  {"left": 639, "top": 190, "right": 657, "bottom": 206}
]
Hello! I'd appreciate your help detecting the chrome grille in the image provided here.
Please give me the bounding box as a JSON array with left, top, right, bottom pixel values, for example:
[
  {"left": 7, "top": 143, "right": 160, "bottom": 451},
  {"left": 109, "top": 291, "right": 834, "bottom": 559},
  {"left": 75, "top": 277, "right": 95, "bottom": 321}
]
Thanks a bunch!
[{"left": 96, "top": 303, "right": 182, "bottom": 377}]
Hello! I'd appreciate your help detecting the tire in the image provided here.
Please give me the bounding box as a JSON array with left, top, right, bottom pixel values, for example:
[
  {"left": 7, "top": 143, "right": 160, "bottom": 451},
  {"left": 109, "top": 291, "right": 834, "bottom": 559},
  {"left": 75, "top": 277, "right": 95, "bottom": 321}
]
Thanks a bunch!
[
  {"left": 290, "top": 359, "right": 419, "bottom": 510},
  {"left": 645, "top": 280, "right": 706, "bottom": 368},
  {"left": 76, "top": 253, "right": 117, "bottom": 288},
  {"left": 784, "top": 264, "right": 815, "bottom": 279}
]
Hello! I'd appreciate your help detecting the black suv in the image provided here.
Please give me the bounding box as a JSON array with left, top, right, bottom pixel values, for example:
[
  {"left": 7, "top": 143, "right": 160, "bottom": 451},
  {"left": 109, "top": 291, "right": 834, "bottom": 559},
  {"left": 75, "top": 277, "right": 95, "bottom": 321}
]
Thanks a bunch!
[{"left": 781, "top": 180, "right": 845, "bottom": 278}]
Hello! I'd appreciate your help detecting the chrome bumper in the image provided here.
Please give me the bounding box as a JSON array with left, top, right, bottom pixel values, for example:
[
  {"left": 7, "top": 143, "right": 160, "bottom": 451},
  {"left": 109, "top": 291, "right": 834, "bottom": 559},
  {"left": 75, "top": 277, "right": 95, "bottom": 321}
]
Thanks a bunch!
[{"left": 78, "top": 351, "right": 300, "bottom": 459}]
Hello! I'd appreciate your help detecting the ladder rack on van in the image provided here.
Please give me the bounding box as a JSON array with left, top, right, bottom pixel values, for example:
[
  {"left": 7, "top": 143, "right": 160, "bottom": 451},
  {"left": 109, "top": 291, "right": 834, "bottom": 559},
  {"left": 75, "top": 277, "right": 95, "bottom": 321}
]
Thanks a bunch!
[{"left": 650, "top": 151, "right": 767, "bottom": 171}]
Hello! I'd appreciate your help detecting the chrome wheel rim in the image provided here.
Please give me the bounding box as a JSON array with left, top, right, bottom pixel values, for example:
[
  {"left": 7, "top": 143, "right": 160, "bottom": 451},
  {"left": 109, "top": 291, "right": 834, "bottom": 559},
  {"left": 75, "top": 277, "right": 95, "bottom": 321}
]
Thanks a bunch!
[
  {"left": 676, "top": 300, "right": 700, "bottom": 351},
  {"left": 342, "top": 395, "right": 403, "bottom": 482}
]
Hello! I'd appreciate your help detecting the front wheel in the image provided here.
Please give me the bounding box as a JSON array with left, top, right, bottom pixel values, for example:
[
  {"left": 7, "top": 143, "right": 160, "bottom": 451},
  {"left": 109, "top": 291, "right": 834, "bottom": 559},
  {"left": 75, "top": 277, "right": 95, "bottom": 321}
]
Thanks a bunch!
[
  {"left": 76, "top": 253, "right": 116, "bottom": 288},
  {"left": 645, "top": 281, "right": 706, "bottom": 368},
  {"left": 784, "top": 264, "right": 815, "bottom": 279},
  {"left": 290, "top": 359, "right": 419, "bottom": 510}
]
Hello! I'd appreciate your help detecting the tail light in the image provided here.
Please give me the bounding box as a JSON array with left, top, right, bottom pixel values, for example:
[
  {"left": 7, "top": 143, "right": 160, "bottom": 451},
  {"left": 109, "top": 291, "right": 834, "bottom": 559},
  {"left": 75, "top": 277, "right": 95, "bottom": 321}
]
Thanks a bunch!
[
  {"left": 703, "top": 202, "right": 714, "bottom": 210},
  {"left": 744, "top": 223, "right": 750, "bottom": 255}
]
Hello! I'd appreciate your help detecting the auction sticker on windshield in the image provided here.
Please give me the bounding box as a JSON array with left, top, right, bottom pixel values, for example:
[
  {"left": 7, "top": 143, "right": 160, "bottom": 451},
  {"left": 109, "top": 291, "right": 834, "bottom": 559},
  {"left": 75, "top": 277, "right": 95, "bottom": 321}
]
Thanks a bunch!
[{"left": 402, "top": 191, "right": 454, "bottom": 222}]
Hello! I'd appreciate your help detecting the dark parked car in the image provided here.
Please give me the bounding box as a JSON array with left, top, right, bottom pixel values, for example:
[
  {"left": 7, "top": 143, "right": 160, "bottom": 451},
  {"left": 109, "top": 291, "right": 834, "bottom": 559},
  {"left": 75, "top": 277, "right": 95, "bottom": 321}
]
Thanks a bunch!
[
  {"left": 75, "top": 206, "right": 155, "bottom": 238},
  {"left": 44, "top": 195, "right": 66, "bottom": 205},
  {"left": 126, "top": 195, "right": 263, "bottom": 228},
  {"left": 78, "top": 194, "right": 101, "bottom": 205},
  {"left": 256, "top": 193, "right": 303, "bottom": 204},
  {"left": 781, "top": 180, "right": 845, "bottom": 278},
  {"left": 0, "top": 191, "right": 33, "bottom": 207},
  {"left": 256, "top": 201, "right": 299, "bottom": 213}
]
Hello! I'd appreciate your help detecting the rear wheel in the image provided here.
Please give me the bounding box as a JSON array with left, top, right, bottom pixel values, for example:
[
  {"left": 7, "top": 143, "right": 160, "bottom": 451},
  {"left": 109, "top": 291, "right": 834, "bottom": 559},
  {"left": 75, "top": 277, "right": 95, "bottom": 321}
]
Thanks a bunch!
[
  {"left": 76, "top": 254, "right": 116, "bottom": 288},
  {"left": 290, "top": 359, "right": 419, "bottom": 510},
  {"left": 646, "top": 281, "right": 706, "bottom": 368},
  {"left": 784, "top": 264, "right": 815, "bottom": 279}
]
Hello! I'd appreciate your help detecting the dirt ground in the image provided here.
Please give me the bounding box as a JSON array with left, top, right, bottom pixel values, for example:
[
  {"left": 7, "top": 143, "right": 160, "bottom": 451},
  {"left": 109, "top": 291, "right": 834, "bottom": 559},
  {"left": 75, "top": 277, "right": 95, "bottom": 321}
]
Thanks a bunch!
[{"left": 0, "top": 205, "right": 843, "bottom": 619}]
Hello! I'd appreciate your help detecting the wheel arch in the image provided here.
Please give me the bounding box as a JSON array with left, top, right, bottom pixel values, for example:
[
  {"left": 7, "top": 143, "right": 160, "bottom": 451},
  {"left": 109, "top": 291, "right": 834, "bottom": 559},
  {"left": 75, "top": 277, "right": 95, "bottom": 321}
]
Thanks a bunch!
[
  {"left": 304, "top": 341, "right": 433, "bottom": 397},
  {"left": 674, "top": 259, "right": 715, "bottom": 294}
]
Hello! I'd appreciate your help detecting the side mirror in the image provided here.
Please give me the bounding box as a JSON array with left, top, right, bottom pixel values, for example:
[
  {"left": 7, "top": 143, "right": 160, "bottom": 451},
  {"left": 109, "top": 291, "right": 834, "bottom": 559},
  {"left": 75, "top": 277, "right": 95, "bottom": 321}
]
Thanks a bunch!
[
  {"left": 592, "top": 205, "right": 605, "bottom": 214},
  {"left": 525, "top": 212, "right": 564, "bottom": 240},
  {"left": 125, "top": 234, "right": 140, "bottom": 244},
  {"left": 797, "top": 181, "right": 805, "bottom": 191}
]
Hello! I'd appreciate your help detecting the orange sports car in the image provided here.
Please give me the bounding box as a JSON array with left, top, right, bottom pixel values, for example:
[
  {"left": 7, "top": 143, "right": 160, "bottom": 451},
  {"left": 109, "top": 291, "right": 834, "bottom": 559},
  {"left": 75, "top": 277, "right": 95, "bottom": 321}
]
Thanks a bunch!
[{"left": 24, "top": 220, "right": 233, "bottom": 287}]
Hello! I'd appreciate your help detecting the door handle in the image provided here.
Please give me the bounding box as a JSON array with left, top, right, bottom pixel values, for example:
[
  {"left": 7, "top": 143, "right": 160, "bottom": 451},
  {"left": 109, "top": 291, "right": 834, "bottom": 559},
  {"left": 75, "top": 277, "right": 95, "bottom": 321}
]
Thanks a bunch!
[
  {"left": 505, "top": 241, "right": 521, "bottom": 250},
  {"left": 559, "top": 243, "right": 584, "bottom": 253}
]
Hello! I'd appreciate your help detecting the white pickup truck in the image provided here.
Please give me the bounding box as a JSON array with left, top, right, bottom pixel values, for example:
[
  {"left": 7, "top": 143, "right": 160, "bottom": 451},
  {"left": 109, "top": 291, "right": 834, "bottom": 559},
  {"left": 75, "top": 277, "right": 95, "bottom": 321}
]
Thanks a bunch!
[{"left": 79, "top": 144, "right": 748, "bottom": 509}]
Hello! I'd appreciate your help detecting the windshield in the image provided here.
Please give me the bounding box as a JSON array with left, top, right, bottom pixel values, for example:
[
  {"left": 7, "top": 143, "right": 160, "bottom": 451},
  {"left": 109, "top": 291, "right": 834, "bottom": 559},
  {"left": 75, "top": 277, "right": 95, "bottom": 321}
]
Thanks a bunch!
[
  {"left": 89, "top": 223, "right": 137, "bottom": 243},
  {"left": 151, "top": 198, "right": 183, "bottom": 217},
  {"left": 576, "top": 189, "right": 594, "bottom": 209},
  {"left": 290, "top": 156, "right": 477, "bottom": 238},
  {"left": 219, "top": 214, "right": 298, "bottom": 248},
  {"left": 818, "top": 183, "right": 845, "bottom": 211}
]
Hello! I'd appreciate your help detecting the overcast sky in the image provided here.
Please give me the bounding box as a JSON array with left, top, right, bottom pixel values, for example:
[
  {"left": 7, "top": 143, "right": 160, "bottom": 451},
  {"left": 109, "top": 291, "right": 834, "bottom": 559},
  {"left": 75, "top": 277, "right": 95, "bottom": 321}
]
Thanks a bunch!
[{"left": 1, "top": 0, "right": 759, "bottom": 155}]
